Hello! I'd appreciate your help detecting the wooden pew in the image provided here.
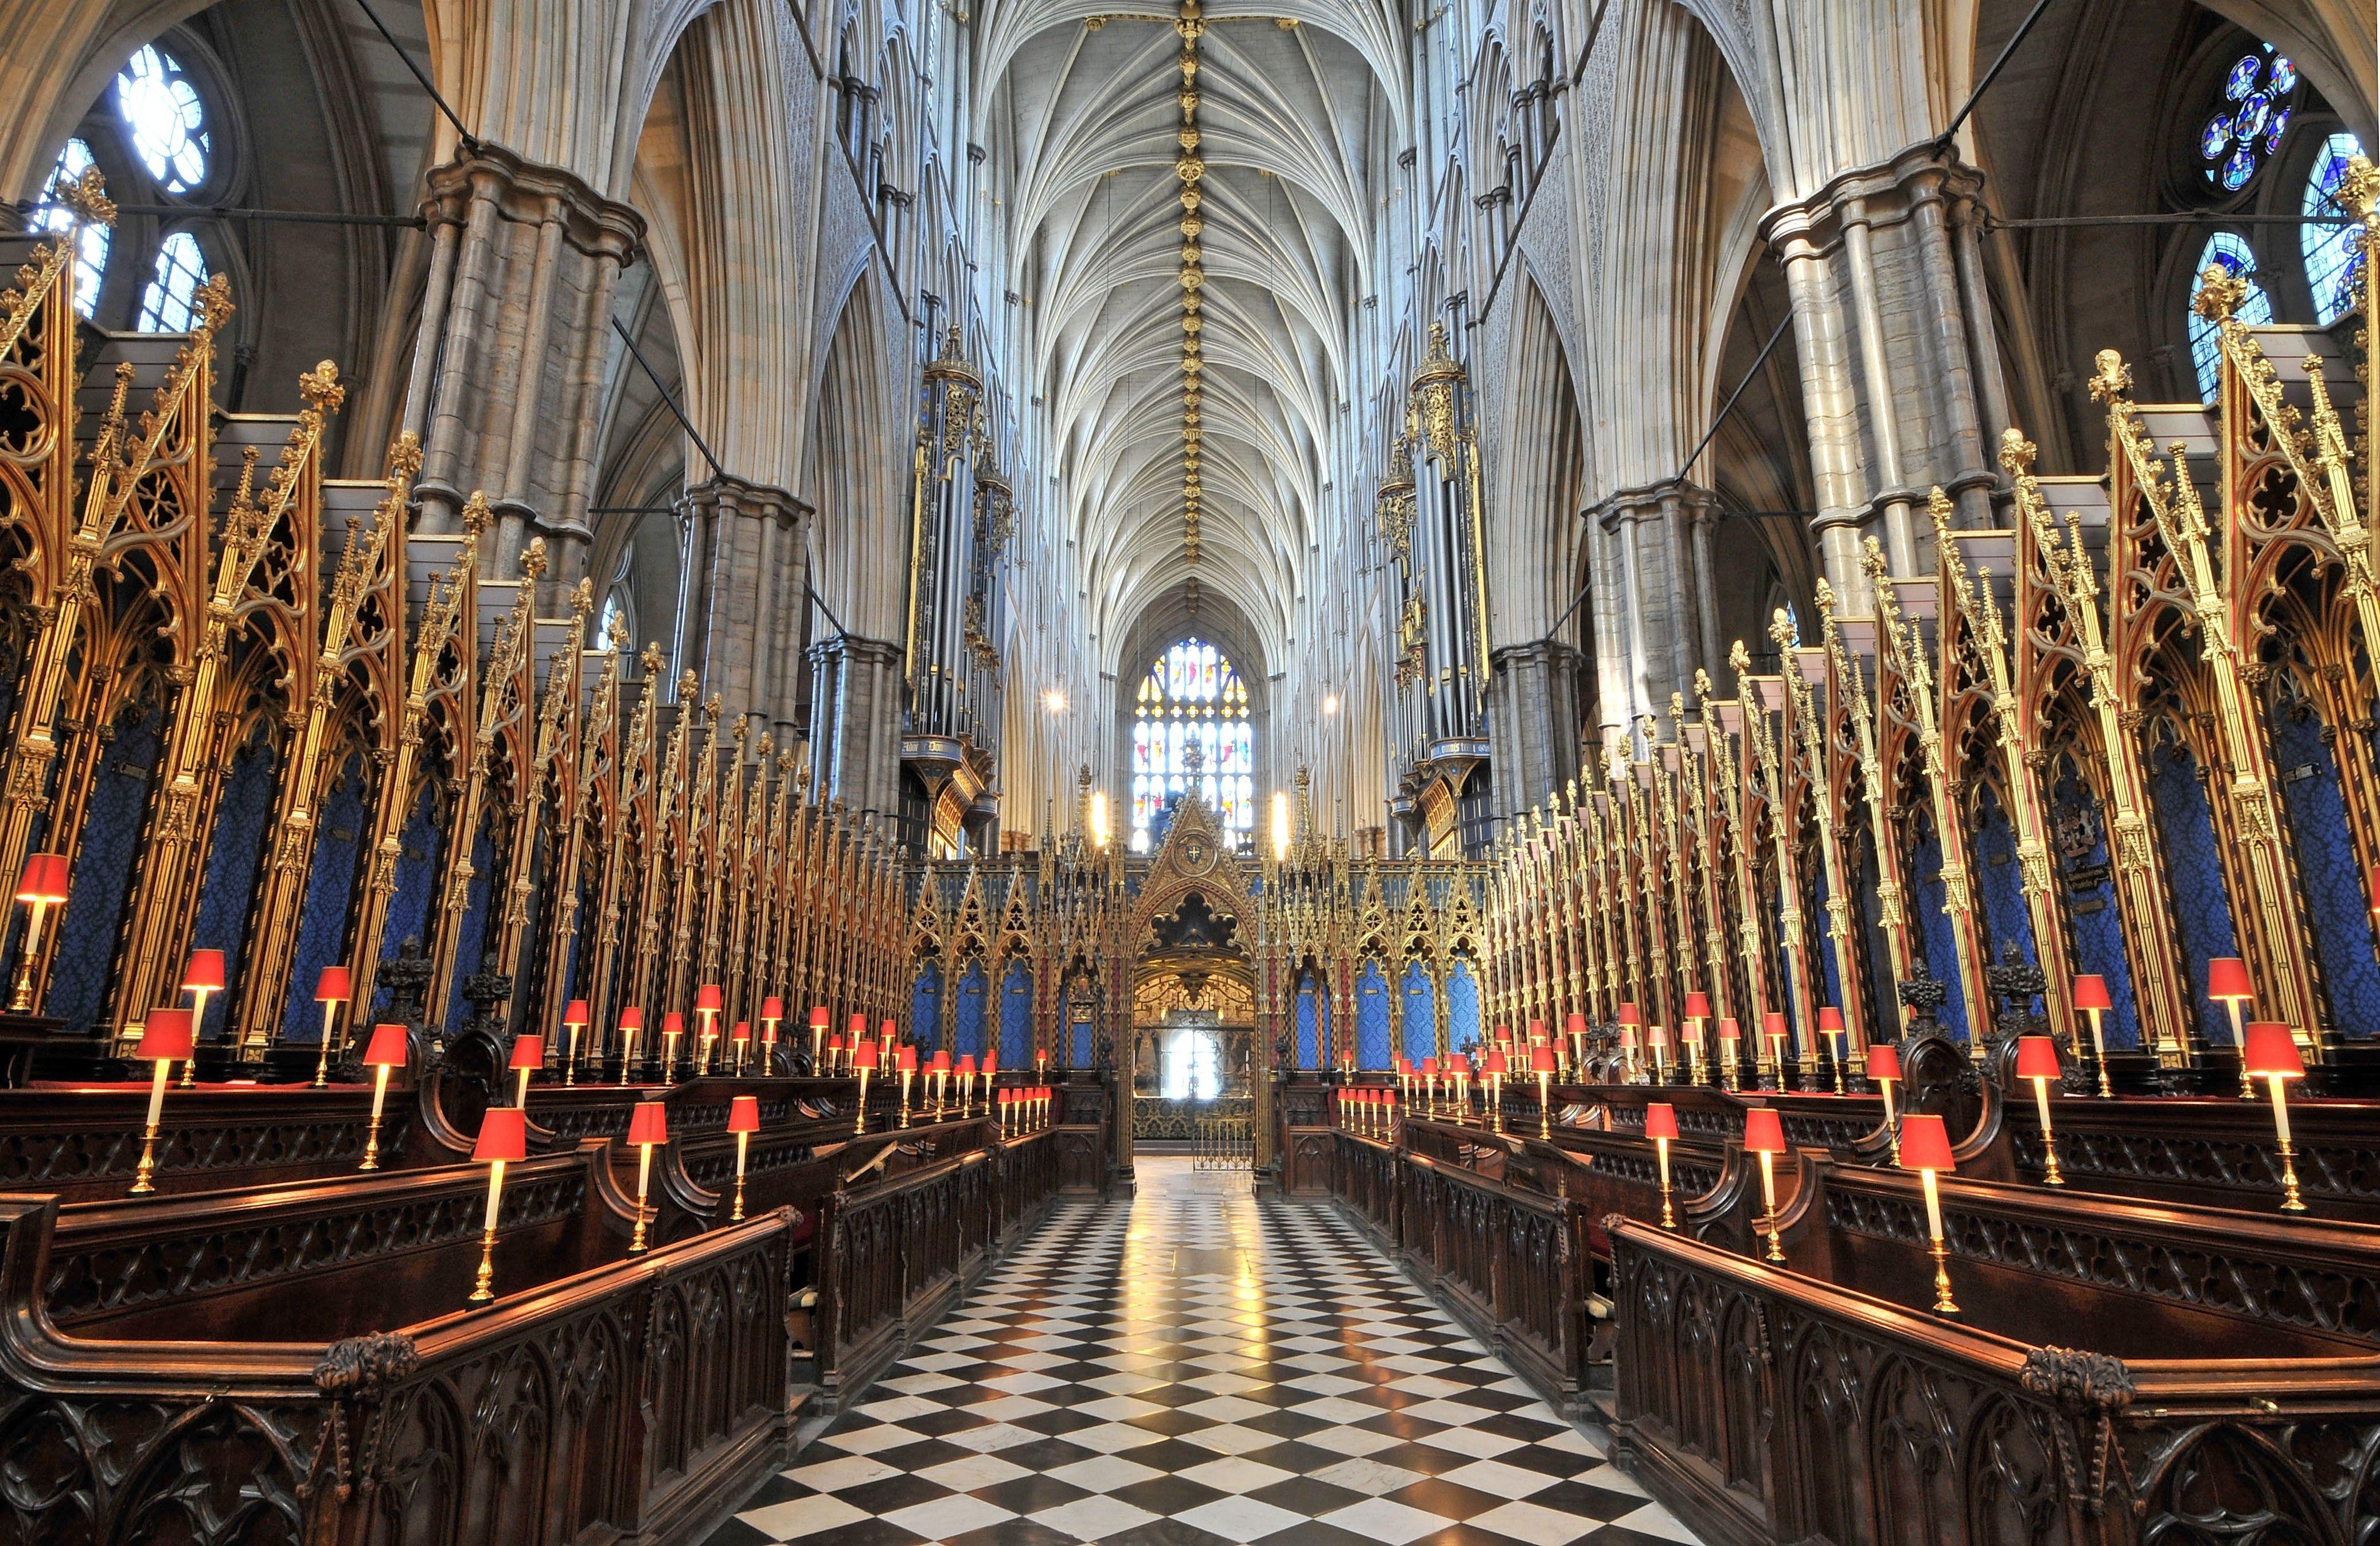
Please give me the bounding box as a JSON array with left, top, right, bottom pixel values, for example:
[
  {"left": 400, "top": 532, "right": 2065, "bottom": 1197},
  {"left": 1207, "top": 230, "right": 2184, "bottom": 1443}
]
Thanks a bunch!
[
  {"left": 0, "top": 1185, "right": 794, "bottom": 1544},
  {"left": 1608, "top": 1151, "right": 2380, "bottom": 1545}
]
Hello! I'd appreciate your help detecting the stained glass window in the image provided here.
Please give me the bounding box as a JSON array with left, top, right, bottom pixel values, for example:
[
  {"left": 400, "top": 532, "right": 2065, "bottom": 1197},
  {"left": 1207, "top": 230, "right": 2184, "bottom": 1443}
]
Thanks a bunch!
[
  {"left": 2185, "top": 232, "right": 2273, "bottom": 400},
  {"left": 136, "top": 231, "right": 209, "bottom": 333},
  {"left": 1129, "top": 637, "right": 1254, "bottom": 852},
  {"left": 37, "top": 139, "right": 108, "bottom": 319},
  {"left": 2199, "top": 44, "right": 2296, "bottom": 193},
  {"left": 2304, "top": 132, "right": 2369, "bottom": 326},
  {"left": 116, "top": 45, "right": 209, "bottom": 193}
]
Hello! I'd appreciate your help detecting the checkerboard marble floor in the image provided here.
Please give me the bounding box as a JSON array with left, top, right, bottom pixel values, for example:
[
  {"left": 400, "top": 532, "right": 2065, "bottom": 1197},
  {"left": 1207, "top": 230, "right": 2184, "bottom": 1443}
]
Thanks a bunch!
[{"left": 709, "top": 1157, "right": 1699, "bottom": 1546}]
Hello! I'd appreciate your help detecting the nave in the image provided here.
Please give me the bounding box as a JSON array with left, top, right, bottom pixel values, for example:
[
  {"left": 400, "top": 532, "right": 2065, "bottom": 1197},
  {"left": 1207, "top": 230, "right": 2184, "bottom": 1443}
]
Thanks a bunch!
[{"left": 711, "top": 1158, "right": 1691, "bottom": 1546}]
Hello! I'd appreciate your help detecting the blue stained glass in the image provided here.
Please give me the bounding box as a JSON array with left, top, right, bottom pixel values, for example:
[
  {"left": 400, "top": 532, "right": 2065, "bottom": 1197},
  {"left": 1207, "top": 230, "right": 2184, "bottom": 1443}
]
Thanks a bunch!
[
  {"left": 2305, "top": 134, "right": 2370, "bottom": 326},
  {"left": 911, "top": 961, "right": 943, "bottom": 1048},
  {"left": 1296, "top": 986, "right": 1321, "bottom": 1069},
  {"left": 2226, "top": 56, "right": 2260, "bottom": 99},
  {"left": 438, "top": 821, "right": 496, "bottom": 1041},
  {"left": 2235, "top": 97, "right": 2270, "bottom": 143},
  {"left": 2272, "top": 709, "right": 2380, "bottom": 1038},
  {"left": 2148, "top": 737, "right": 2242, "bottom": 1045},
  {"left": 2223, "top": 149, "right": 2256, "bottom": 190},
  {"left": 1400, "top": 959, "right": 1436, "bottom": 1063},
  {"left": 2187, "top": 233, "right": 2274, "bottom": 399},
  {"left": 50, "top": 706, "right": 163, "bottom": 1033},
  {"left": 2271, "top": 56, "right": 2296, "bottom": 92},
  {"left": 954, "top": 958, "right": 988, "bottom": 1056},
  {"left": 287, "top": 756, "right": 368, "bottom": 1044},
  {"left": 2054, "top": 762, "right": 2139, "bottom": 1049},
  {"left": 375, "top": 784, "right": 443, "bottom": 1010},
  {"left": 999, "top": 959, "right": 1033, "bottom": 1067},
  {"left": 1447, "top": 958, "right": 1481, "bottom": 1052},
  {"left": 1356, "top": 959, "right": 1392, "bottom": 1068},
  {"left": 1910, "top": 813, "right": 1972, "bottom": 1041},
  {"left": 2266, "top": 107, "right": 2291, "bottom": 150},
  {"left": 190, "top": 731, "right": 277, "bottom": 1034},
  {"left": 2200, "top": 116, "right": 2232, "bottom": 158}
]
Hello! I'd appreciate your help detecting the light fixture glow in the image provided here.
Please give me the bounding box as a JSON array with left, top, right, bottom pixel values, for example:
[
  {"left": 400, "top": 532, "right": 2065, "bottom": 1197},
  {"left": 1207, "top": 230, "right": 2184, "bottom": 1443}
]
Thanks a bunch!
[
  {"left": 1044, "top": 688, "right": 1067, "bottom": 713},
  {"left": 1322, "top": 694, "right": 1340, "bottom": 716},
  {"left": 1272, "top": 791, "right": 1292, "bottom": 858},
  {"left": 1090, "top": 790, "right": 1109, "bottom": 847}
]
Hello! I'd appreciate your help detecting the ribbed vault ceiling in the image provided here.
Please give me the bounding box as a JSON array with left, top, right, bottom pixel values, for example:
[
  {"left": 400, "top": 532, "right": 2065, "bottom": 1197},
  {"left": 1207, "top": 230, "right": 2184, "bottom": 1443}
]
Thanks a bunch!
[{"left": 979, "top": 0, "right": 1401, "bottom": 674}]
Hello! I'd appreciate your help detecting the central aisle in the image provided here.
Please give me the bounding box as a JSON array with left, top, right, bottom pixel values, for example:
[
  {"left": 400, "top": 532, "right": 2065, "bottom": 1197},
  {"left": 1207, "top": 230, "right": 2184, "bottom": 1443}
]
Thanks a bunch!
[{"left": 713, "top": 1158, "right": 1698, "bottom": 1546}]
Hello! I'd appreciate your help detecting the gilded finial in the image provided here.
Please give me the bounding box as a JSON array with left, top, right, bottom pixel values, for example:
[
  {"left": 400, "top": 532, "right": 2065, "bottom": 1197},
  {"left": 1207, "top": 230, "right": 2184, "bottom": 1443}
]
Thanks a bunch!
[
  {"left": 2086, "top": 350, "right": 2132, "bottom": 405},
  {"left": 571, "top": 576, "right": 594, "bottom": 620},
  {"left": 678, "top": 668, "right": 698, "bottom": 700},
  {"left": 518, "top": 536, "right": 548, "bottom": 581},
  {"left": 1813, "top": 575, "right": 1836, "bottom": 614},
  {"left": 299, "top": 359, "right": 344, "bottom": 414},
  {"left": 2192, "top": 263, "right": 2248, "bottom": 323},
  {"left": 461, "top": 490, "right": 494, "bottom": 537},
  {"left": 384, "top": 431, "right": 424, "bottom": 485},
  {"left": 1727, "top": 639, "right": 1750, "bottom": 674},
  {"left": 640, "top": 641, "right": 666, "bottom": 676},
  {"left": 1998, "top": 426, "right": 2038, "bottom": 477}
]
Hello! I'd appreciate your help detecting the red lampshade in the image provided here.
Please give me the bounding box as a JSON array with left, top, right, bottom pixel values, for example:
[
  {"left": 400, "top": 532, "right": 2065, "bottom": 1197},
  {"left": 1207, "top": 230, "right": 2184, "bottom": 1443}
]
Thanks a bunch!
[
  {"left": 1742, "top": 1107, "right": 1787, "bottom": 1153},
  {"left": 762, "top": 997, "right": 786, "bottom": 1022},
  {"left": 957, "top": 1054, "right": 976, "bottom": 1076},
  {"left": 1618, "top": 1002, "right": 1642, "bottom": 1027},
  {"left": 696, "top": 983, "right": 723, "bottom": 1013},
  {"left": 364, "top": 1023, "right": 409, "bottom": 1067},
  {"left": 929, "top": 1049, "right": 952, "bottom": 1073},
  {"left": 1718, "top": 1017, "right": 1741, "bottom": 1044},
  {"left": 1897, "top": 1112, "right": 1954, "bottom": 1172},
  {"left": 1565, "top": 1013, "right": 1587, "bottom": 1039},
  {"left": 2207, "top": 957, "right": 2253, "bottom": 1002},
  {"left": 618, "top": 1005, "right": 643, "bottom": 1032},
  {"left": 1647, "top": 1022, "right": 1668, "bottom": 1046},
  {"left": 181, "top": 949, "right": 227, "bottom": 994},
  {"left": 139, "top": 1008, "right": 194, "bottom": 1061},
  {"left": 626, "top": 1100, "right": 669, "bottom": 1147},
  {"left": 562, "top": 998, "right": 590, "bottom": 1028},
  {"left": 1447, "top": 1055, "right": 1471, "bottom": 1076},
  {"left": 2014, "top": 1035, "right": 2061, "bottom": 1082},
  {"left": 315, "top": 965, "right": 352, "bottom": 1003},
  {"left": 848, "top": 1012, "right": 867, "bottom": 1040},
  {"left": 896, "top": 1045, "right": 919, "bottom": 1072},
  {"left": 879, "top": 1020, "right": 898, "bottom": 1045},
  {"left": 827, "top": 1033, "right": 845, "bottom": 1054},
  {"left": 1644, "top": 1102, "right": 1680, "bottom": 1141},
  {"left": 850, "top": 1041, "right": 878, "bottom": 1069},
  {"left": 727, "top": 1094, "right": 761, "bottom": 1134},
  {"left": 1866, "top": 1043, "right": 1902, "bottom": 1081},
  {"left": 1483, "top": 1050, "right": 1509, "bottom": 1076},
  {"left": 1684, "top": 993, "right": 1711, "bottom": 1020},
  {"left": 982, "top": 1050, "right": 997, "bottom": 1075},
  {"left": 1818, "top": 1006, "right": 1844, "bottom": 1033},
  {"left": 1530, "top": 1046, "right": 1557, "bottom": 1073},
  {"left": 509, "top": 1034, "right": 545, "bottom": 1071},
  {"left": 662, "top": 1012, "right": 684, "bottom": 1038},
  {"left": 1528, "top": 1020, "right": 1547, "bottom": 1044},
  {"left": 2071, "top": 975, "right": 2112, "bottom": 1013},
  {"left": 474, "top": 1107, "right": 528, "bottom": 1163},
  {"left": 2242, "top": 1022, "right": 2305, "bottom": 1079},
  {"left": 1423, "top": 1057, "right": 1440, "bottom": 1078},
  {"left": 1394, "top": 1057, "right": 1409, "bottom": 1076},
  {"left": 731, "top": 1021, "right": 751, "bottom": 1043},
  {"left": 15, "top": 853, "right": 67, "bottom": 905},
  {"left": 1763, "top": 1012, "right": 1788, "bottom": 1039},
  {"left": 1493, "top": 1025, "right": 1511, "bottom": 1047}
]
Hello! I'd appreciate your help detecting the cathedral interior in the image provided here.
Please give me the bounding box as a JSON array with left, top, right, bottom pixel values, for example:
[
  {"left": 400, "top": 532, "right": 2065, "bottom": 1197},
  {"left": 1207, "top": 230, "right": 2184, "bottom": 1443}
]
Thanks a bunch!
[{"left": 0, "top": 0, "right": 2375, "bottom": 1542}]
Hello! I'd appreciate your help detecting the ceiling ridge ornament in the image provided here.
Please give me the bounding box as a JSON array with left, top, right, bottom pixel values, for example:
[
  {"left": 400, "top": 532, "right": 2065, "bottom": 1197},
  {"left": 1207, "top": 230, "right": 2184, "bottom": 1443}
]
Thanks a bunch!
[{"left": 1177, "top": 0, "right": 1205, "bottom": 566}]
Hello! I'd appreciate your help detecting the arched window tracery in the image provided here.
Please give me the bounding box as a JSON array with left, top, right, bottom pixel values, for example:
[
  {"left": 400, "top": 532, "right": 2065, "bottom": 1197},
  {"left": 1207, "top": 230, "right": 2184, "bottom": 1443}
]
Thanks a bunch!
[
  {"left": 36, "top": 139, "right": 108, "bottom": 319},
  {"left": 1129, "top": 638, "right": 1254, "bottom": 852},
  {"left": 2304, "top": 131, "right": 2369, "bottom": 325},
  {"left": 2198, "top": 44, "right": 2296, "bottom": 193},
  {"left": 2184, "top": 231, "right": 2273, "bottom": 400}
]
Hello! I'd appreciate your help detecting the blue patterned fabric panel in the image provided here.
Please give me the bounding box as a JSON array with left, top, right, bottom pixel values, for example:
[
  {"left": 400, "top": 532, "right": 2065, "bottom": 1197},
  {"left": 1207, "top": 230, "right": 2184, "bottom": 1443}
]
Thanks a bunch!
[
  {"left": 911, "top": 961, "right": 942, "bottom": 1048},
  {"left": 2053, "top": 761, "right": 2139, "bottom": 1048},
  {"left": 1069, "top": 1009, "right": 1093, "bottom": 1068},
  {"left": 1909, "top": 814, "right": 1971, "bottom": 1041},
  {"left": 1400, "top": 959, "right": 1435, "bottom": 1062},
  {"left": 1971, "top": 782, "right": 2039, "bottom": 970},
  {"left": 1446, "top": 958, "right": 1481, "bottom": 1053},
  {"left": 374, "top": 783, "right": 444, "bottom": 1011},
  {"left": 2273, "top": 710, "right": 2380, "bottom": 1037},
  {"left": 2148, "top": 739, "right": 2242, "bottom": 1045},
  {"left": 1357, "top": 959, "right": 1391, "bottom": 1068},
  {"left": 954, "top": 959, "right": 988, "bottom": 1056},
  {"left": 51, "top": 706, "right": 163, "bottom": 1033},
  {"left": 999, "top": 959, "right": 1032, "bottom": 1066},
  {"left": 438, "top": 822, "right": 497, "bottom": 1041},
  {"left": 287, "top": 756, "right": 369, "bottom": 1044},
  {"left": 191, "top": 731, "right": 277, "bottom": 1033},
  {"left": 1296, "top": 986, "right": 1320, "bottom": 1069}
]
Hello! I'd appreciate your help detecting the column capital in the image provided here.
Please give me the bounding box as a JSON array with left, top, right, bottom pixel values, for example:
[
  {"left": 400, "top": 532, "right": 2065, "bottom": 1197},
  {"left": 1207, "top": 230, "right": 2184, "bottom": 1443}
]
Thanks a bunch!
[
  {"left": 1757, "top": 144, "right": 1987, "bottom": 256},
  {"left": 677, "top": 474, "right": 811, "bottom": 533},
  {"left": 419, "top": 143, "right": 646, "bottom": 267},
  {"left": 1585, "top": 477, "right": 1716, "bottom": 532}
]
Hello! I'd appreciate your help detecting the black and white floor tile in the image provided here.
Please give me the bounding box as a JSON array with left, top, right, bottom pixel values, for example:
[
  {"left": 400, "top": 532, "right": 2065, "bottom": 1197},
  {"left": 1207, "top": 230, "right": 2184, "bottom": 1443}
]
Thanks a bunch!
[{"left": 710, "top": 1158, "right": 1699, "bottom": 1546}]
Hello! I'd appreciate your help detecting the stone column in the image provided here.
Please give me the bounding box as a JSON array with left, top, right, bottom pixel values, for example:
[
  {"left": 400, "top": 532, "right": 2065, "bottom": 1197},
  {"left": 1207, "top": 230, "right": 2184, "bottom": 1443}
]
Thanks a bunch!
[
  {"left": 1489, "top": 639, "right": 1582, "bottom": 817},
  {"left": 403, "top": 145, "right": 644, "bottom": 599},
  {"left": 674, "top": 475, "right": 811, "bottom": 746},
  {"left": 1589, "top": 478, "right": 1716, "bottom": 733},
  {"left": 1761, "top": 146, "right": 2001, "bottom": 601},
  {"left": 807, "top": 634, "right": 905, "bottom": 819}
]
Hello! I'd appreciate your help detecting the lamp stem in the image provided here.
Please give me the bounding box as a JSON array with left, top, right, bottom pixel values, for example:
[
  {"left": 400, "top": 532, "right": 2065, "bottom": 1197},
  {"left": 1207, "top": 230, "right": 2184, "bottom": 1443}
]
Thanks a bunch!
[
  {"left": 179, "top": 988, "right": 210, "bottom": 1088},
  {"left": 362, "top": 1064, "right": 391, "bottom": 1170},
  {"left": 1656, "top": 1137, "right": 1675, "bottom": 1229},
  {"left": 732, "top": 1130, "right": 749, "bottom": 1221},
  {"left": 313, "top": 1001, "right": 339, "bottom": 1087},
  {"left": 9, "top": 901, "right": 49, "bottom": 1013},
  {"left": 1757, "top": 1150, "right": 1783, "bottom": 1262},
  {"left": 131, "top": 1059, "right": 169, "bottom": 1194},
  {"left": 631, "top": 1145, "right": 653, "bottom": 1253},
  {"left": 2087, "top": 1008, "right": 2112, "bottom": 1098},
  {"left": 1923, "top": 1169, "right": 1957, "bottom": 1315},
  {"left": 2272, "top": 1075, "right": 2306, "bottom": 1212},
  {"left": 2228, "top": 1000, "right": 2253, "bottom": 1099},
  {"left": 471, "top": 1160, "right": 505, "bottom": 1303},
  {"left": 2033, "top": 1079, "right": 2063, "bottom": 1185}
]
